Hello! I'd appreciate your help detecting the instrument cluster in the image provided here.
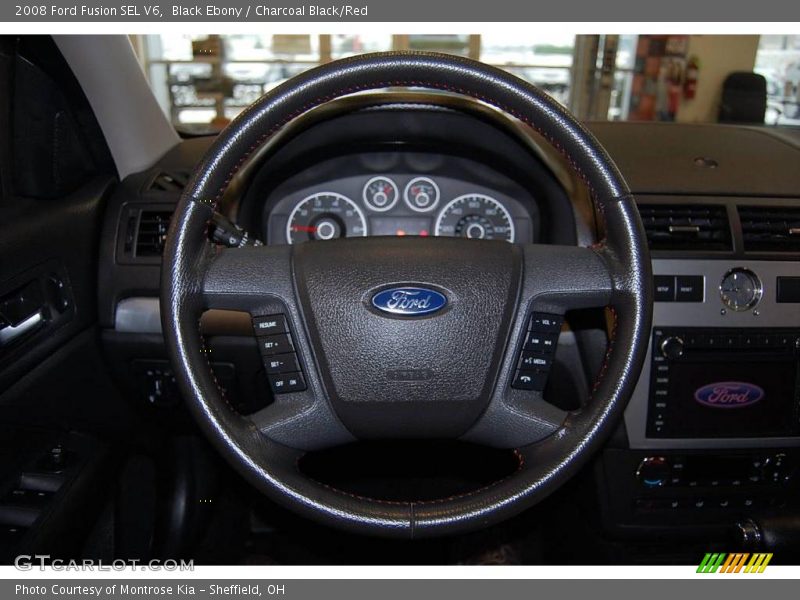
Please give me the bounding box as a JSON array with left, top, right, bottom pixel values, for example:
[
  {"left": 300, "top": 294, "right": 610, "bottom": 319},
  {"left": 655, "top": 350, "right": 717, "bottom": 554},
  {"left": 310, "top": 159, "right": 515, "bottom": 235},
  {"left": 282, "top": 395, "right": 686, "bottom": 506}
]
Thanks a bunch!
[{"left": 264, "top": 157, "right": 537, "bottom": 246}]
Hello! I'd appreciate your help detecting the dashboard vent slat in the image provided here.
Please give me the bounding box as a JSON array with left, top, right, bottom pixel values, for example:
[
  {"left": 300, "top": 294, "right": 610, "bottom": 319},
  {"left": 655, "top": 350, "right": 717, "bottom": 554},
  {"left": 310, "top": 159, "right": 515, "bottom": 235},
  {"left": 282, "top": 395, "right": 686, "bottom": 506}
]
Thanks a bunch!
[
  {"left": 148, "top": 171, "right": 189, "bottom": 193},
  {"left": 636, "top": 204, "right": 732, "bottom": 251},
  {"left": 739, "top": 206, "right": 800, "bottom": 252},
  {"left": 135, "top": 210, "right": 173, "bottom": 257}
]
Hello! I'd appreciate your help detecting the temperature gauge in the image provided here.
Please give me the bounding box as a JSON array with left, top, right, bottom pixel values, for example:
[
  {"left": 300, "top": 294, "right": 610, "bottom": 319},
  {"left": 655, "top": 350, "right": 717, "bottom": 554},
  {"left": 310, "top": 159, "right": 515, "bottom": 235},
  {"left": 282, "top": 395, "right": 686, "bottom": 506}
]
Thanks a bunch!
[
  {"left": 404, "top": 177, "right": 440, "bottom": 212},
  {"left": 362, "top": 176, "right": 399, "bottom": 212}
]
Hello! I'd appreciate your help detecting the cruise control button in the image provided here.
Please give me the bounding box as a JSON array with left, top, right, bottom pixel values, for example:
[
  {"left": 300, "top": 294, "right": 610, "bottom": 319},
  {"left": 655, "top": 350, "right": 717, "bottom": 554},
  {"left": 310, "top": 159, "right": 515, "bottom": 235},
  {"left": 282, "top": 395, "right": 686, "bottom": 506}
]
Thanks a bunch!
[
  {"left": 269, "top": 372, "right": 306, "bottom": 394},
  {"left": 259, "top": 334, "right": 294, "bottom": 355},
  {"left": 524, "top": 332, "right": 558, "bottom": 353},
  {"left": 511, "top": 370, "right": 548, "bottom": 391},
  {"left": 529, "top": 314, "right": 562, "bottom": 333},
  {"left": 252, "top": 314, "right": 288, "bottom": 336},
  {"left": 263, "top": 352, "right": 300, "bottom": 374},
  {"left": 519, "top": 351, "right": 552, "bottom": 371}
]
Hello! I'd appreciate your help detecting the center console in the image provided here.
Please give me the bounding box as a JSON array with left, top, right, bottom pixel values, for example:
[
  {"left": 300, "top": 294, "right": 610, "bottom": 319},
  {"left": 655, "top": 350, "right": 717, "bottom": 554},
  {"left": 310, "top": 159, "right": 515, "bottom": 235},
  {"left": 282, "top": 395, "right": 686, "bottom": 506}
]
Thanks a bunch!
[
  {"left": 601, "top": 197, "right": 800, "bottom": 539},
  {"left": 625, "top": 258, "right": 800, "bottom": 450}
]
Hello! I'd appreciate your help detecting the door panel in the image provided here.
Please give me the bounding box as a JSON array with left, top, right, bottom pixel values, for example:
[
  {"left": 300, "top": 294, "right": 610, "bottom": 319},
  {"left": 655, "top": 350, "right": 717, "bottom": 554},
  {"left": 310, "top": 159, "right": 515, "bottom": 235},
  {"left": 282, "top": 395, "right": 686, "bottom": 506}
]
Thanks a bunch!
[{"left": 0, "top": 35, "right": 117, "bottom": 408}]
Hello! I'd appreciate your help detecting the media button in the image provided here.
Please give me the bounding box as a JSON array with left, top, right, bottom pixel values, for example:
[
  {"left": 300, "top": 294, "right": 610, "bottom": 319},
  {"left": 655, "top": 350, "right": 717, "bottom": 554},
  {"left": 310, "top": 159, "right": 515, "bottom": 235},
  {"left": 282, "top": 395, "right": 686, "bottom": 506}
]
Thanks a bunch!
[{"left": 519, "top": 352, "right": 552, "bottom": 371}]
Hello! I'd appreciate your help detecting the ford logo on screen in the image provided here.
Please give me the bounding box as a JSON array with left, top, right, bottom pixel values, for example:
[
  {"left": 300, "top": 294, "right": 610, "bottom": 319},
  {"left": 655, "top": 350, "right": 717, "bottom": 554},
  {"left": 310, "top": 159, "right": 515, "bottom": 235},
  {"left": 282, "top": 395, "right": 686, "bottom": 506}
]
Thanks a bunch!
[
  {"left": 371, "top": 287, "right": 447, "bottom": 317},
  {"left": 694, "top": 381, "right": 765, "bottom": 408}
]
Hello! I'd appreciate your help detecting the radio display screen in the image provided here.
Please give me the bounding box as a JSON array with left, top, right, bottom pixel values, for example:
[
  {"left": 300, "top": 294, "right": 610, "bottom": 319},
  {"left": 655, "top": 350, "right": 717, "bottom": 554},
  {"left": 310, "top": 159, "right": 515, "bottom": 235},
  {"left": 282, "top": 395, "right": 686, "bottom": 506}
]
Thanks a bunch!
[{"left": 652, "top": 360, "right": 799, "bottom": 438}]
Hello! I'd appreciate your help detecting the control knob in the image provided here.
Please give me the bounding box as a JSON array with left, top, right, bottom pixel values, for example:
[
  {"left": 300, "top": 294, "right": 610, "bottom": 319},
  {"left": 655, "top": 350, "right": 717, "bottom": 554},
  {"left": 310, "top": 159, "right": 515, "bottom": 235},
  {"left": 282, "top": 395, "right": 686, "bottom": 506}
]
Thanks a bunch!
[
  {"left": 660, "top": 336, "right": 685, "bottom": 360},
  {"left": 637, "top": 456, "right": 671, "bottom": 488}
]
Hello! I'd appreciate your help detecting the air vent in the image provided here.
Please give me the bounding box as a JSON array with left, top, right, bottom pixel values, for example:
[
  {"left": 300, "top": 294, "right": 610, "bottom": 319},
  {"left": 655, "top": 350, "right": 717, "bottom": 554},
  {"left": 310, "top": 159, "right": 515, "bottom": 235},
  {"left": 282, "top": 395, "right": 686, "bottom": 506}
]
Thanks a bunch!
[
  {"left": 148, "top": 171, "right": 189, "bottom": 193},
  {"left": 636, "top": 204, "right": 732, "bottom": 251},
  {"left": 739, "top": 206, "right": 800, "bottom": 252},
  {"left": 135, "top": 210, "right": 173, "bottom": 257}
]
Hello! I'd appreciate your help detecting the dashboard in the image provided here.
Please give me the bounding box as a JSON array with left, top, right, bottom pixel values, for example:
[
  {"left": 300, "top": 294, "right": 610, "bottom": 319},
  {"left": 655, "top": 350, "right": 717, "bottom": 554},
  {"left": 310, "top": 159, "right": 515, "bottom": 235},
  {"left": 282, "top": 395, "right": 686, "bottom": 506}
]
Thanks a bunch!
[
  {"left": 97, "top": 95, "right": 800, "bottom": 547},
  {"left": 261, "top": 152, "right": 538, "bottom": 245}
]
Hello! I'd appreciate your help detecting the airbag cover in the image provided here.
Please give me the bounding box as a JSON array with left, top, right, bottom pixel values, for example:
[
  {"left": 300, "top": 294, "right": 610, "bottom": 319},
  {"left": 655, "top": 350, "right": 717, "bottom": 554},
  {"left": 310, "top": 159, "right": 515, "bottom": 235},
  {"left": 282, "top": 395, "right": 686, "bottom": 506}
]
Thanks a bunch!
[{"left": 293, "top": 237, "right": 521, "bottom": 438}]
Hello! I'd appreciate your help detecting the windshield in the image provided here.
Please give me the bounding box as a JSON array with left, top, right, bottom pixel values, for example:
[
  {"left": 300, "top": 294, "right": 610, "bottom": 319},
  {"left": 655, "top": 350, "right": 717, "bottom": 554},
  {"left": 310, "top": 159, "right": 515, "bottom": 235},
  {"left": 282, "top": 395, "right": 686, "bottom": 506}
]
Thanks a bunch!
[{"left": 134, "top": 34, "right": 800, "bottom": 135}]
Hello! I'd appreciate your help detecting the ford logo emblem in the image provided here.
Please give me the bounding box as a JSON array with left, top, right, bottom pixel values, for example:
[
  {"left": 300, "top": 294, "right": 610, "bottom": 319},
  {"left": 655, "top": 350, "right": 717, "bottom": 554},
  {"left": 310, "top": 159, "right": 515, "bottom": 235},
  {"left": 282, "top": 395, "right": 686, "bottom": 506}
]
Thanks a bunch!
[
  {"left": 371, "top": 287, "right": 447, "bottom": 317},
  {"left": 694, "top": 381, "right": 764, "bottom": 408}
]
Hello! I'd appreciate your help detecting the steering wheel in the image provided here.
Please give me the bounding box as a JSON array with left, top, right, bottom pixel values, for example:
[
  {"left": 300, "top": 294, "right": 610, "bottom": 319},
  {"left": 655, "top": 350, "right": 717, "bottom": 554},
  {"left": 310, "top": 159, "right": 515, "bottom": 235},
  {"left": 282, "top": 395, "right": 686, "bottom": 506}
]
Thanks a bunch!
[{"left": 161, "top": 52, "right": 652, "bottom": 538}]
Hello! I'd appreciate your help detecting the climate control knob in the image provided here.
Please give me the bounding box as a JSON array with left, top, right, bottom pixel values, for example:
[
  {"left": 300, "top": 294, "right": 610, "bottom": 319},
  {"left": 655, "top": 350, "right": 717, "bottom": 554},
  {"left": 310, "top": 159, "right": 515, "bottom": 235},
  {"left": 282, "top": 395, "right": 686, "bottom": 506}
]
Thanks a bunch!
[
  {"left": 660, "top": 336, "right": 685, "bottom": 360},
  {"left": 637, "top": 456, "right": 671, "bottom": 488}
]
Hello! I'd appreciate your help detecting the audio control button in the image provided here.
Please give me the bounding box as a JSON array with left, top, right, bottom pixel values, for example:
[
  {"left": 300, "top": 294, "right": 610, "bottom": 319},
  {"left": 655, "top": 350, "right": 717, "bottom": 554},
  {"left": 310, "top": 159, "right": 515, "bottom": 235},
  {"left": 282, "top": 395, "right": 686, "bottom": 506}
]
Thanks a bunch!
[
  {"left": 529, "top": 313, "right": 562, "bottom": 333},
  {"left": 660, "top": 337, "right": 685, "bottom": 360}
]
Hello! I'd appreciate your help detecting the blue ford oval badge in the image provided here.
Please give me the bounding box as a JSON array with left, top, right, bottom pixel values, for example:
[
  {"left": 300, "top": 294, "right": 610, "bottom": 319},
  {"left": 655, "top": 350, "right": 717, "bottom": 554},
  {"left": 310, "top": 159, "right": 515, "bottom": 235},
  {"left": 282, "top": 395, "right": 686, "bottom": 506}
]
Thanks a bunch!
[
  {"left": 694, "top": 381, "right": 764, "bottom": 408},
  {"left": 371, "top": 287, "right": 447, "bottom": 317}
]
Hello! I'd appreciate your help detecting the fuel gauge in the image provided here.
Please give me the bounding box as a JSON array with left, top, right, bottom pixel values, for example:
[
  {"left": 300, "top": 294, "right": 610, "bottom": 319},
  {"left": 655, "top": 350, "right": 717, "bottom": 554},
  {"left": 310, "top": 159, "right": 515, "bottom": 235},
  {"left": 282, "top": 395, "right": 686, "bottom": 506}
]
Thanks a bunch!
[{"left": 363, "top": 176, "right": 399, "bottom": 212}]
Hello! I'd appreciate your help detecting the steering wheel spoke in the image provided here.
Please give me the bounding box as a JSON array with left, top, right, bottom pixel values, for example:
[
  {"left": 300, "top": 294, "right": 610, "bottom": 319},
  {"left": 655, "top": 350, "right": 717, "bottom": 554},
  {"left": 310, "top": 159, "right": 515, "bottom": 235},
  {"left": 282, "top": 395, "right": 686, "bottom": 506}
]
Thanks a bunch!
[
  {"left": 198, "top": 243, "right": 356, "bottom": 451},
  {"left": 201, "top": 244, "right": 291, "bottom": 312},
  {"left": 461, "top": 243, "right": 615, "bottom": 448},
  {"left": 521, "top": 244, "right": 614, "bottom": 314}
]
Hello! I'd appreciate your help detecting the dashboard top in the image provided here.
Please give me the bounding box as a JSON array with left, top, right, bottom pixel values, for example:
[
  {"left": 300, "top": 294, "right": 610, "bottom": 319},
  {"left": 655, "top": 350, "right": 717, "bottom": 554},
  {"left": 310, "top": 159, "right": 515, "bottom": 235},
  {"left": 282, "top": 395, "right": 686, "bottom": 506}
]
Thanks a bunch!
[{"left": 588, "top": 121, "right": 800, "bottom": 197}]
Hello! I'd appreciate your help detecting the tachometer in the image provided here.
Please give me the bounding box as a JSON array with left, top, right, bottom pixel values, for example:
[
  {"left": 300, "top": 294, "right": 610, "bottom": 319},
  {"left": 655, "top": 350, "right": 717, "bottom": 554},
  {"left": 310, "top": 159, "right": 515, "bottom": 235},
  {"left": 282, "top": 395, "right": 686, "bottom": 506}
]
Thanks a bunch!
[
  {"left": 434, "top": 194, "right": 515, "bottom": 242},
  {"left": 286, "top": 192, "right": 367, "bottom": 244}
]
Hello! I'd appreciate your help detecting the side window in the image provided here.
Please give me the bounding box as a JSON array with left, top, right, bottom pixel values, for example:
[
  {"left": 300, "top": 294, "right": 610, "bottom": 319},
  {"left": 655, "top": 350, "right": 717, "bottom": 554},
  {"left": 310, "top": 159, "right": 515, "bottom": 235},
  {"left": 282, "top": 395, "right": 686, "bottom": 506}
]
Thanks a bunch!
[{"left": 0, "top": 36, "right": 115, "bottom": 201}]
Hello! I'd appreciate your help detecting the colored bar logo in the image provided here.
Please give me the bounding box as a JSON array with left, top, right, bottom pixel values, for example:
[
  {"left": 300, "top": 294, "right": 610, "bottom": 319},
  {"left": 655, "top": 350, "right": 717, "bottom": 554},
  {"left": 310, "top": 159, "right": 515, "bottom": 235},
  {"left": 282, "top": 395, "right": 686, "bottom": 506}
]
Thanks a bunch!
[{"left": 697, "top": 552, "right": 773, "bottom": 573}]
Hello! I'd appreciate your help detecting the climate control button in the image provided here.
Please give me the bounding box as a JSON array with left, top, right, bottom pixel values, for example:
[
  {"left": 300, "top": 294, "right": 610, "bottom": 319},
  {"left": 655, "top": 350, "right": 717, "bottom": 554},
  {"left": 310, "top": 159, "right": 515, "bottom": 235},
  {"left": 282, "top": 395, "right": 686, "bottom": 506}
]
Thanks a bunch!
[{"left": 637, "top": 456, "right": 671, "bottom": 488}]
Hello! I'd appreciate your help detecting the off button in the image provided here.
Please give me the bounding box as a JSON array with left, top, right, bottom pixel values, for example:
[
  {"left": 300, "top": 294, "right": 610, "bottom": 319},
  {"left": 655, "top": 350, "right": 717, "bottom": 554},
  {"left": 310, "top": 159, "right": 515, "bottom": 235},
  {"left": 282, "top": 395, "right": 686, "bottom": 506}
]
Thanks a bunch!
[{"left": 269, "top": 372, "right": 307, "bottom": 394}]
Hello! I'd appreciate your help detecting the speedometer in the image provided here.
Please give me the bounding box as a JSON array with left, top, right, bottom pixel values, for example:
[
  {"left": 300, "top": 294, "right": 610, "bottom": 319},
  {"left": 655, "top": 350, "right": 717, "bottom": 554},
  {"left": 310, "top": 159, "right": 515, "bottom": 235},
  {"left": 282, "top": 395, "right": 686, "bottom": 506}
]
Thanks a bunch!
[
  {"left": 286, "top": 192, "right": 367, "bottom": 244},
  {"left": 434, "top": 194, "right": 515, "bottom": 242}
]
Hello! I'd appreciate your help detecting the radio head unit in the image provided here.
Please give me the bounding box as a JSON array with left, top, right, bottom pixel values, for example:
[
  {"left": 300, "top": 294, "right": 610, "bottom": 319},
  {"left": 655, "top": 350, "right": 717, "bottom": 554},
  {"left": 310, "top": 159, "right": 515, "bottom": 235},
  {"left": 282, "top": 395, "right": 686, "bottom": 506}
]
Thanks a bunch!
[{"left": 647, "top": 328, "right": 800, "bottom": 439}]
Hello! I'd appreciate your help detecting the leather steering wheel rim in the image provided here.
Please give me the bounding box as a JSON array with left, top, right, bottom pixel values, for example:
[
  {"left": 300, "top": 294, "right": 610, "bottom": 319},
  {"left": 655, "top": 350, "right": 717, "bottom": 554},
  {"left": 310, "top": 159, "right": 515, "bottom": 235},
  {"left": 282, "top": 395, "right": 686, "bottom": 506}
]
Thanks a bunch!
[{"left": 161, "top": 51, "right": 652, "bottom": 538}]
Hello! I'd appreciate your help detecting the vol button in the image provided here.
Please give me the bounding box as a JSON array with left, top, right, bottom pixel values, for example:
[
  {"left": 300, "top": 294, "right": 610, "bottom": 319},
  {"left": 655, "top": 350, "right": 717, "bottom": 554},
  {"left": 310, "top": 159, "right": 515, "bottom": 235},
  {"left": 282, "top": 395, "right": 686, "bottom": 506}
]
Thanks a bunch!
[{"left": 660, "top": 337, "right": 684, "bottom": 360}]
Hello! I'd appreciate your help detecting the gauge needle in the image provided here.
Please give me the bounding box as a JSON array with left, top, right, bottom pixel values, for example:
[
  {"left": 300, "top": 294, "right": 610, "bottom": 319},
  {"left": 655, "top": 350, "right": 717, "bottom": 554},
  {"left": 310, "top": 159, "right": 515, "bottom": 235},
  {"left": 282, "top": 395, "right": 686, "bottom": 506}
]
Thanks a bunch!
[{"left": 291, "top": 225, "right": 318, "bottom": 233}]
